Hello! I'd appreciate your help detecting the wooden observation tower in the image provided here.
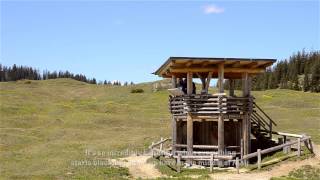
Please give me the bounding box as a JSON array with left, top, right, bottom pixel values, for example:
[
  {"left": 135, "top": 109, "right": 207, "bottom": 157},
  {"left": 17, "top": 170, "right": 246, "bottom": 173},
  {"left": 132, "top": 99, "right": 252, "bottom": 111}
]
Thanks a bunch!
[{"left": 154, "top": 57, "right": 277, "bottom": 166}]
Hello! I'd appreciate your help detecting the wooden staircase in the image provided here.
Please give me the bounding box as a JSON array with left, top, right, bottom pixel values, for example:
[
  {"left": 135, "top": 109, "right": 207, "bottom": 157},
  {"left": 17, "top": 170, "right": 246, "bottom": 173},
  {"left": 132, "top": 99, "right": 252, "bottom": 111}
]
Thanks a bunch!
[{"left": 251, "top": 102, "right": 277, "bottom": 149}]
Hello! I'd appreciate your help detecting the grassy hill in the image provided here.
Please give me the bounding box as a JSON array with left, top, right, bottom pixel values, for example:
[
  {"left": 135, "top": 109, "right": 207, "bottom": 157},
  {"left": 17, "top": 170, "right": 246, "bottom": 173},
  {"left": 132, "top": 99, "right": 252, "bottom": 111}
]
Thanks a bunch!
[{"left": 0, "top": 78, "right": 319, "bottom": 179}]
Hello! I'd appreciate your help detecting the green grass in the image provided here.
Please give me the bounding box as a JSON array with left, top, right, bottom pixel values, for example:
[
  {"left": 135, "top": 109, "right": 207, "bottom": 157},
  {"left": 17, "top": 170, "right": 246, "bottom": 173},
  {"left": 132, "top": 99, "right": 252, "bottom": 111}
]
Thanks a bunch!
[
  {"left": 0, "top": 78, "right": 319, "bottom": 179},
  {"left": 271, "top": 165, "right": 320, "bottom": 180}
]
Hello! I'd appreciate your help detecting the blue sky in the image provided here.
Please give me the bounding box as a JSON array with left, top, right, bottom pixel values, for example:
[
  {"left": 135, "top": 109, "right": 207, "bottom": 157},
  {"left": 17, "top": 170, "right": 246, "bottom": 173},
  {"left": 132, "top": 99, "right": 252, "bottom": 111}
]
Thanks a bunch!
[{"left": 1, "top": 1, "right": 319, "bottom": 83}]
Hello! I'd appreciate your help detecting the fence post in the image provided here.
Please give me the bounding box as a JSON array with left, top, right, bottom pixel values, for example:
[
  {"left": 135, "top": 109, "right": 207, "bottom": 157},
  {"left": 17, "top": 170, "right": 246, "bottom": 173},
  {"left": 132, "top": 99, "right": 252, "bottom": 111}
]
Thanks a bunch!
[
  {"left": 236, "top": 157, "right": 239, "bottom": 174},
  {"left": 240, "top": 139, "right": 244, "bottom": 165},
  {"left": 151, "top": 142, "right": 154, "bottom": 157},
  {"left": 297, "top": 138, "right": 301, "bottom": 157},
  {"left": 257, "top": 149, "right": 261, "bottom": 170},
  {"left": 269, "top": 120, "right": 272, "bottom": 138},
  {"left": 160, "top": 137, "right": 163, "bottom": 151},
  {"left": 287, "top": 140, "right": 291, "bottom": 153},
  {"left": 177, "top": 153, "right": 181, "bottom": 173},
  {"left": 210, "top": 153, "right": 214, "bottom": 172},
  {"left": 308, "top": 139, "right": 314, "bottom": 153}
]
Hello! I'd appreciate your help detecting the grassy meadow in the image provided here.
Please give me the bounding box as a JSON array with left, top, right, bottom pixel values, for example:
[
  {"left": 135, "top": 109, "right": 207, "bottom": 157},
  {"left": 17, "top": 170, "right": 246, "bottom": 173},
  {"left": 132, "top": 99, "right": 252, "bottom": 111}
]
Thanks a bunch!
[{"left": 0, "top": 78, "right": 319, "bottom": 179}]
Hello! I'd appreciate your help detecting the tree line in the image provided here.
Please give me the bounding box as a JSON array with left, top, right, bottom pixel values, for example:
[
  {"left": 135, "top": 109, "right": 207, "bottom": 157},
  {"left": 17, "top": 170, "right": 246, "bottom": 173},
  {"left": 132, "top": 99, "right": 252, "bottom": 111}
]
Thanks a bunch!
[
  {"left": 0, "top": 64, "right": 134, "bottom": 86},
  {"left": 224, "top": 50, "right": 320, "bottom": 92}
]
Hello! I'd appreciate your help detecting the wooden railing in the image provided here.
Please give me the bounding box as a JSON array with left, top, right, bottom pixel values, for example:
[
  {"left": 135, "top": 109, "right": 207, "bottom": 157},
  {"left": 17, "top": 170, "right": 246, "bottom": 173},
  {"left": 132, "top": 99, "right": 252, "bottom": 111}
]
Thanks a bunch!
[
  {"left": 239, "top": 134, "right": 313, "bottom": 172},
  {"left": 252, "top": 102, "right": 277, "bottom": 138},
  {"left": 150, "top": 134, "right": 313, "bottom": 173},
  {"left": 169, "top": 94, "right": 252, "bottom": 119}
]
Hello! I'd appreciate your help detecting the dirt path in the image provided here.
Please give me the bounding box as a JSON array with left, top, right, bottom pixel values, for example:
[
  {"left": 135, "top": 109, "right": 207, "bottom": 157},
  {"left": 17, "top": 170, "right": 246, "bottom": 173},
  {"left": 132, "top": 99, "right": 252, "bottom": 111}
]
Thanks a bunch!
[
  {"left": 111, "top": 155, "right": 163, "bottom": 179},
  {"left": 211, "top": 144, "right": 320, "bottom": 180},
  {"left": 111, "top": 144, "right": 319, "bottom": 179}
]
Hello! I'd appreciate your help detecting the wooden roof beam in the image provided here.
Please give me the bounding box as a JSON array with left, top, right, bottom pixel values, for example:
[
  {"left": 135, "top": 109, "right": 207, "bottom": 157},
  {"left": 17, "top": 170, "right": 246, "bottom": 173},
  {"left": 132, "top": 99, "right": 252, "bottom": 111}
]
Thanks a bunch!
[
  {"left": 170, "top": 67, "right": 265, "bottom": 74},
  {"left": 186, "top": 61, "right": 193, "bottom": 67}
]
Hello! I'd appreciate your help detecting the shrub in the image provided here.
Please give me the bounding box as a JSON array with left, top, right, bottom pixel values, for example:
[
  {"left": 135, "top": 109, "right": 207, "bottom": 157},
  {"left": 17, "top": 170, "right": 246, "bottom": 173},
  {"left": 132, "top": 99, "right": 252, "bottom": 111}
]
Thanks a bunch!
[{"left": 130, "top": 88, "right": 144, "bottom": 93}]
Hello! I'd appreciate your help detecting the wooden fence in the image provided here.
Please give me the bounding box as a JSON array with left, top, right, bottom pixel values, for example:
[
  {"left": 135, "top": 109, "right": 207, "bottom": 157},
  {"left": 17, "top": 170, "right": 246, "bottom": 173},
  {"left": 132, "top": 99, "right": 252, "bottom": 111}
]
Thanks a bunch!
[
  {"left": 150, "top": 133, "right": 313, "bottom": 173},
  {"left": 238, "top": 134, "right": 313, "bottom": 172}
]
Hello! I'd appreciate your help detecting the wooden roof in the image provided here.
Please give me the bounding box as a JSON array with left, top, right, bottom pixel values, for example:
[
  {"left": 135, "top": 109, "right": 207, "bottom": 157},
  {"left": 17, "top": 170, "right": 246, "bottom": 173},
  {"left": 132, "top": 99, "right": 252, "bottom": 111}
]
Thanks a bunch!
[{"left": 153, "top": 57, "right": 276, "bottom": 79}]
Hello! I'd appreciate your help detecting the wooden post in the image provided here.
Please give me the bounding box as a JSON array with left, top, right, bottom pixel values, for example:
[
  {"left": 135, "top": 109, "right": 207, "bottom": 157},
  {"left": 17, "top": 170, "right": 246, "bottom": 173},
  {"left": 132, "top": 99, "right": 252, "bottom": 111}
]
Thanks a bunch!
[
  {"left": 297, "top": 138, "right": 301, "bottom": 157},
  {"left": 308, "top": 139, "right": 314, "bottom": 153},
  {"left": 229, "top": 79, "right": 235, "bottom": 96},
  {"left": 240, "top": 139, "right": 244, "bottom": 161},
  {"left": 172, "top": 117, "right": 177, "bottom": 156},
  {"left": 242, "top": 118, "right": 248, "bottom": 165},
  {"left": 242, "top": 72, "right": 250, "bottom": 96},
  {"left": 236, "top": 157, "right": 240, "bottom": 174},
  {"left": 205, "top": 72, "right": 213, "bottom": 93},
  {"left": 287, "top": 139, "right": 291, "bottom": 153},
  {"left": 218, "top": 63, "right": 225, "bottom": 167},
  {"left": 269, "top": 120, "right": 272, "bottom": 139},
  {"left": 242, "top": 72, "right": 251, "bottom": 162},
  {"left": 177, "top": 153, "right": 181, "bottom": 173},
  {"left": 210, "top": 153, "right": 214, "bottom": 172},
  {"left": 187, "top": 72, "right": 193, "bottom": 95},
  {"left": 171, "top": 75, "right": 177, "bottom": 155},
  {"left": 151, "top": 142, "right": 154, "bottom": 157},
  {"left": 172, "top": 75, "right": 177, "bottom": 88},
  {"left": 187, "top": 113, "right": 193, "bottom": 164},
  {"left": 257, "top": 149, "right": 261, "bottom": 170},
  {"left": 218, "top": 63, "right": 224, "bottom": 93},
  {"left": 160, "top": 137, "right": 164, "bottom": 151}
]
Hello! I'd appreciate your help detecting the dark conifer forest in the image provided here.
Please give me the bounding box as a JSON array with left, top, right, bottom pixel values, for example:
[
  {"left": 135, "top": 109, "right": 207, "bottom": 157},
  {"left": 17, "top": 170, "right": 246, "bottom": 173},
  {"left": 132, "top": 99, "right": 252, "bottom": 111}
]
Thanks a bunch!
[
  {"left": 1, "top": 50, "right": 319, "bottom": 91},
  {"left": 223, "top": 50, "right": 320, "bottom": 92}
]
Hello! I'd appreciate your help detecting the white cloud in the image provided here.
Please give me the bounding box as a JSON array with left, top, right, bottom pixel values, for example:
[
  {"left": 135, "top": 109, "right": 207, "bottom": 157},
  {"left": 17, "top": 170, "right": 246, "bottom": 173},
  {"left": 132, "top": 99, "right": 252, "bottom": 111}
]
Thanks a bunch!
[{"left": 203, "top": 4, "right": 224, "bottom": 14}]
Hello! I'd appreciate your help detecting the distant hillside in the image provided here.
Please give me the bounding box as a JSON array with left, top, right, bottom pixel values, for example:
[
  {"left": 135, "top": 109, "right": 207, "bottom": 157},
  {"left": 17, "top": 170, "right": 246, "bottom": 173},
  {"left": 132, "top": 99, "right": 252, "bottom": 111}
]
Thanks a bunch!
[{"left": 0, "top": 78, "right": 319, "bottom": 179}]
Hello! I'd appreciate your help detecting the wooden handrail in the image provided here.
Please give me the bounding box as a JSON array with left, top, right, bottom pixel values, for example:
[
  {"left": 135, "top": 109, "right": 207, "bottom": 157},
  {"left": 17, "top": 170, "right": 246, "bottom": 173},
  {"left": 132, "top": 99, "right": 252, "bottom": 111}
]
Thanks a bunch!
[
  {"left": 243, "top": 136, "right": 310, "bottom": 160},
  {"left": 149, "top": 138, "right": 172, "bottom": 149},
  {"left": 253, "top": 102, "right": 277, "bottom": 126}
]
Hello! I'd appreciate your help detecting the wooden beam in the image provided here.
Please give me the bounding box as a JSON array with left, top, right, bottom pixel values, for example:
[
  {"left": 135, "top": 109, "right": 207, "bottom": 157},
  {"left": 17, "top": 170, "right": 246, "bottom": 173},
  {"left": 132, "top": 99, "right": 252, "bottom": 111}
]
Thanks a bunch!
[
  {"left": 187, "top": 72, "right": 193, "bottom": 95},
  {"left": 242, "top": 72, "right": 250, "bottom": 97},
  {"left": 170, "top": 67, "right": 264, "bottom": 74},
  {"left": 187, "top": 113, "right": 193, "bottom": 164},
  {"left": 205, "top": 72, "right": 213, "bottom": 93},
  {"left": 171, "top": 75, "right": 177, "bottom": 88},
  {"left": 229, "top": 79, "right": 235, "bottom": 96},
  {"left": 242, "top": 72, "right": 252, "bottom": 160},
  {"left": 172, "top": 117, "right": 177, "bottom": 155},
  {"left": 229, "top": 61, "right": 241, "bottom": 68},
  {"left": 218, "top": 63, "right": 224, "bottom": 93},
  {"left": 201, "top": 61, "right": 210, "bottom": 67},
  {"left": 186, "top": 61, "right": 193, "bottom": 67},
  {"left": 217, "top": 63, "right": 225, "bottom": 167},
  {"left": 196, "top": 73, "right": 206, "bottom": 91}
]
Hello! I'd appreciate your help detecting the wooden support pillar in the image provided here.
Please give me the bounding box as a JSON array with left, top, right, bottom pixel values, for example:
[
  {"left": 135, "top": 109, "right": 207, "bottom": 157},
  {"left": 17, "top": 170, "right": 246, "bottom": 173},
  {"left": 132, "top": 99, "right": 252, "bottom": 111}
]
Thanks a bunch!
[
  {"left": 229, "top": 79, "right": 235, "bottom": 96},
  {"left": 210, "top": 153, "right": 214, "bottom": 172},
  {"left": 187, "top": 72, "right": 193, "bottom": 95},
  {"left": 171, "top": 76, "right": 177, "bottom": 155},
  {"left": 172, "top": 75, "right": 177, "bottom": 88},
  {"left": 205, "top": 72, "right": 213, "bottom": 93},
  {"left": 172, "top": 117, "right": 177, "bottom": 155},
  {"left": 242, "top": 72, "right": 250, "bottom": 97},
  {"left": 218, "top": 63, "right": 225, "bottom": 167},
  {"left": 218, "top": 63, "right": 224, "bottom": 93},
  {"left": 187, "top": 113, "right": 193, "bottom": 164},
  {"left": 242, "top": 72, "right": 252, "bottom": 164},
  {"left": 196, "top": 73, "right": 206, "bottom": 91}
]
